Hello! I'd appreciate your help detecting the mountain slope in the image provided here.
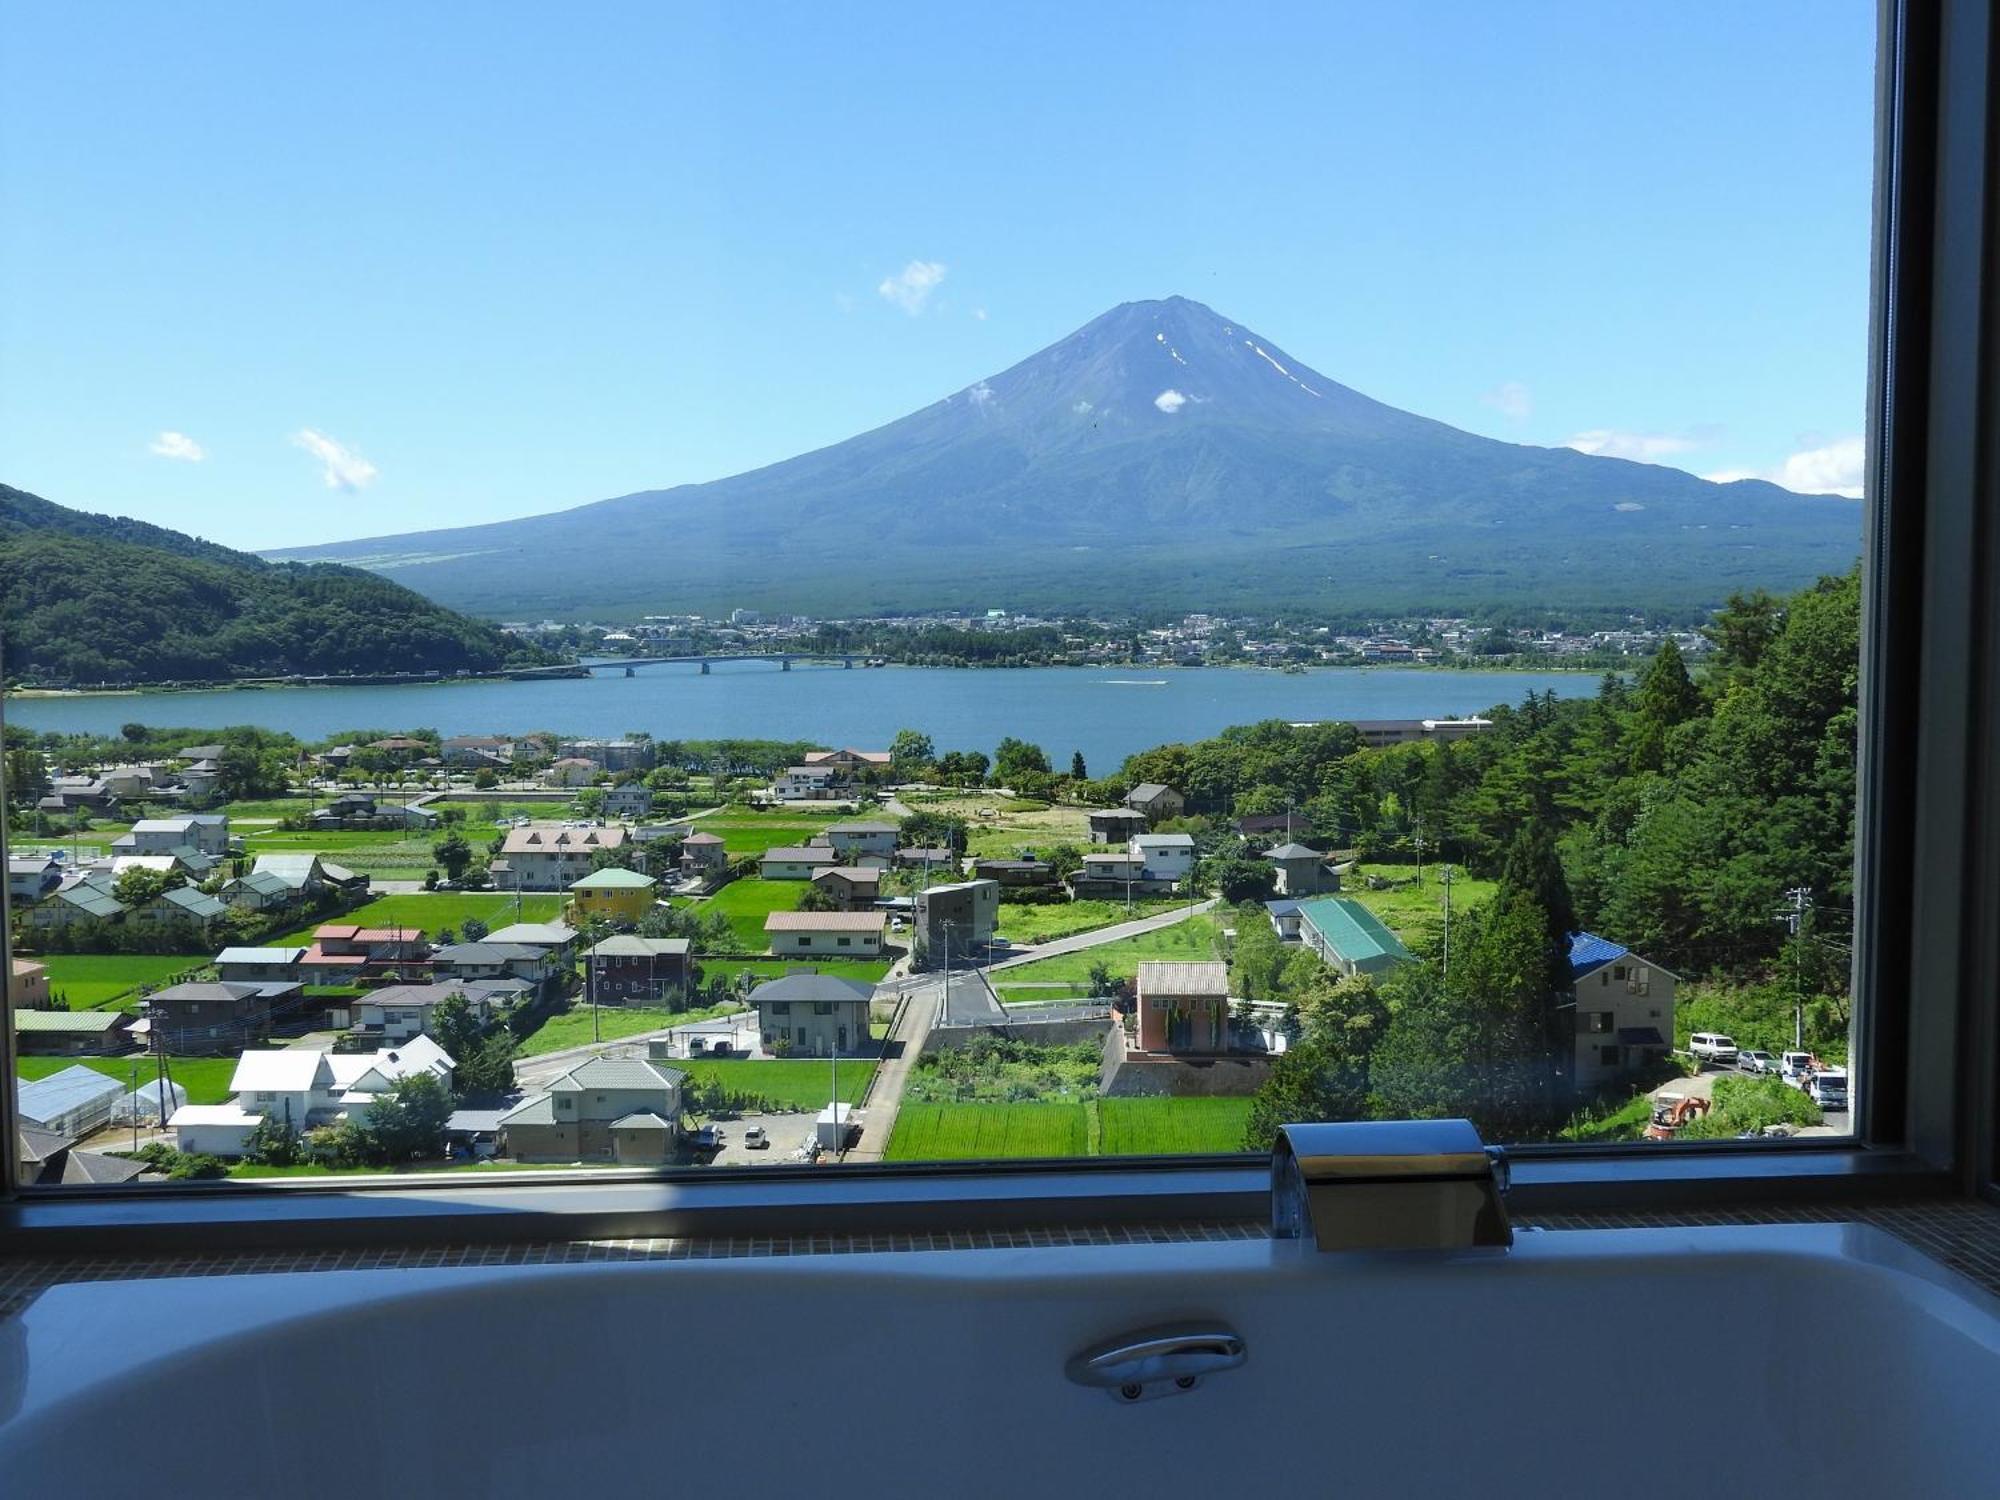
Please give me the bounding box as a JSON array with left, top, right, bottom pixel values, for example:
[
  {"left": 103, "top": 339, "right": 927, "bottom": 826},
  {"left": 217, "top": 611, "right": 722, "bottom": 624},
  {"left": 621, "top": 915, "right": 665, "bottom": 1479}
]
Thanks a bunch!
[
  {"left": 268, "top": 297, "right": 1863, "bottom": 619},
  {"left": 0, "top": 484, "right": 558, "bottom": 685}
]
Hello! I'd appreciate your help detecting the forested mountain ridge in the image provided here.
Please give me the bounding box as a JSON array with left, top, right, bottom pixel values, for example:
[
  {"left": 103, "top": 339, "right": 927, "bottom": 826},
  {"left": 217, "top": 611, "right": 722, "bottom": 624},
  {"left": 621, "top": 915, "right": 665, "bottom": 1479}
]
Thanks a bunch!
[{"left": 0, "top": 484, "right": 560, "bottom": 685}]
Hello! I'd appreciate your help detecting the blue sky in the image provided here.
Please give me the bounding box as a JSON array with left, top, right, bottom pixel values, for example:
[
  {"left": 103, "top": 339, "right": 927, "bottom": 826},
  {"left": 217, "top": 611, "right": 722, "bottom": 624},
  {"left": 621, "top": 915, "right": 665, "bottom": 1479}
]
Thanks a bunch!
[{"left": 0, "top": 2, "right": 1876, "bottom": 550}]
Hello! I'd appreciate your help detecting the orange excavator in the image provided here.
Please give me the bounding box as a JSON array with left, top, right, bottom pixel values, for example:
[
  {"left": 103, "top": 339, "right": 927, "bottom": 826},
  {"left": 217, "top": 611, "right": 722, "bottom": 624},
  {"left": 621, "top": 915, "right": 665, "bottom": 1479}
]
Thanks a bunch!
[{"left": 1644, "top": 1093, "right": 1712, "bottom": 1140}]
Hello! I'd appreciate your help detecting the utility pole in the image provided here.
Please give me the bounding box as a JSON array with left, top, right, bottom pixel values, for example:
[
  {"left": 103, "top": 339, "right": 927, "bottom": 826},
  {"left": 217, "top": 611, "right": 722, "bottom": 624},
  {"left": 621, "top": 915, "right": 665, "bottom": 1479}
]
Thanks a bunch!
[
  {"left": 1776, "top": 886, "right": 1812, "bottom": 1050},
  {"left": 1412, "top": 825, "right": 1427, "bottom": 889},
  {"left": 1440, "top": 864, "right": 1455, "bottom": 988}
]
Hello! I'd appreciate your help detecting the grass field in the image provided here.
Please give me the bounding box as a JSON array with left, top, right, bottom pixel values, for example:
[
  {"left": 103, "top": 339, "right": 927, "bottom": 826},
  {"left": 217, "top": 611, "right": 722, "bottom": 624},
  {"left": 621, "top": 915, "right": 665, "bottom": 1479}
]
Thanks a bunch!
[
  {"left": 16, "top": 1054, "right": 240, "bottom": 1105},
  {"left": 699, "top": 957, "right": 892, "bottom": 988},
  {"left": 994, "top": 898, "right": 1178, "bottom": 945},
  {"left": 274, "top": 891, "right": 563, "bottom": 944},
  {"left": 700, "top": 878, "right": 807, "bottom": 949},
  {"left": 515, "top": 1002, "right": 743, "bottom": 1057},
  {"left": 1340, "top": 864, "right": 1496, "bottom": 949},
  {"left": 682, "top": 1058, "right": 876, "bottom": 1110},
  {"left": 991, "top": 916, "right": 1220, "bottom": 989},
  {"left": 901, "top": 792, "right": 1092, "bottom": 861},
  {"left": 694, "top": 806, "right": 854, "bottom": 858},
  {"left": 884, "top": 1102, "right": 1088, "bottom": 1160},
  {"left": 35, "top": 954, "right": 208, "bottom": 1010},
  {"left": 1097, "top": 1097, "right": 1254, "bottom": 1155}
]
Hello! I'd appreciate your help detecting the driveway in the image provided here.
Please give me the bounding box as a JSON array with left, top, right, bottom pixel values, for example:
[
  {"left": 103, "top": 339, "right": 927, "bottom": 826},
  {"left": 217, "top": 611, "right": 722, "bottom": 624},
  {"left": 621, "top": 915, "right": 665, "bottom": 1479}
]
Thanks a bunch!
[{"left": 700, "top": 1110, "right": 820, "bottom": 1166}]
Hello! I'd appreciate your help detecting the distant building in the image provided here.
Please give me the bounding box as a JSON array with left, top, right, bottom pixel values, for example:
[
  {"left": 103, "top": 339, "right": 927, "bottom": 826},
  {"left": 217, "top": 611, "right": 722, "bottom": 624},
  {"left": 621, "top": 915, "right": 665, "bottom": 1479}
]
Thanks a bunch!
[
  {"left": 499, "top": 1057, "right": 687, "bottom": 1163},
  {"left": 764, "top": 910, "right": 887, "bottom": 958},
  {"left": 760, "top": 845, "right": 841, "bottom": 880},
  {"left": 602, "top": 784, "right": 655, "bottom": 820},
  {"left": 1262, "top": 842, "right": 1339, "bottom": 897},
  {"left": 969, "top": 857, "right": 1054, "bottom": 888},
  {"left": 493, "top": 825, "right": 629, "bottom": 890},
  {"left": 1123, "top": 783, "right": 1186, "bottom": 823},
  {"left": 567, "top": 866, "right": 657, "bottom": 925},
  {"left": 825, "top": 820, "right": 899, "bottom": 859},
  {"left": 14, "top": 1008, "right": 135, "bottom": 1057},
  {"left": 913, "top": 879, "right": 1000, "bottom": 966},
  {"left": 1130, "top": 833, "right": 1196, "bottom": 884},
  {"left": 1088, "top": 807, "right": 1151, "bottom": 845},
  {"left": 1134, "top": 961, "right": 1231, "bottom": 1054},
  {"left": 1345, "top": 717, "right": 1495, "bottom": 750},
  {"left": 148, "top": 980, "right": 305, "bottom": 1054},
  {"left": 9, "top": 957, "right": 50, "bottom": 1009},
  {"left": 773, "top": 765, "right": 843, "bottom": 801},
  {"left": 811, "top": 865, "right": 883, "bottom": 911},
  {"left": 584, "top": 935, "right": 692, "bottom": 1004}
]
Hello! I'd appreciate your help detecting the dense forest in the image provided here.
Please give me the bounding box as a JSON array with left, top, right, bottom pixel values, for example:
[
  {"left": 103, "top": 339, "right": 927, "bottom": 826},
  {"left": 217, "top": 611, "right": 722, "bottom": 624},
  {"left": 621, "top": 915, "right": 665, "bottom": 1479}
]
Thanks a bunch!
[{"left": 0, "top": 484, "right": 560, "bottom": 684}]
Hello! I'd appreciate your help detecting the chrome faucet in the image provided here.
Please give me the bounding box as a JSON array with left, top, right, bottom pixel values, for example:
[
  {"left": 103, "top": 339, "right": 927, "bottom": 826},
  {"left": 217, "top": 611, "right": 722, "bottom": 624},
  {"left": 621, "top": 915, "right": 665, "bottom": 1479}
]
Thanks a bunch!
[{"left": 1270, "top": 1118, "right": 1512, "bottom": 1251}]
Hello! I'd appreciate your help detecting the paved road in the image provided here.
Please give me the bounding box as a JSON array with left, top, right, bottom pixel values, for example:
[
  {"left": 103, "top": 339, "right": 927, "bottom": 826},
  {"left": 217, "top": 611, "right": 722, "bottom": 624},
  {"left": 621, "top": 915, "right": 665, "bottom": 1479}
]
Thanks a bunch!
[
  {"left": 984, "top": 897, "right": 1219, "bottom": 972},
  {"left": 843, "top": 987, "right": 933, "bottom": 1162}
]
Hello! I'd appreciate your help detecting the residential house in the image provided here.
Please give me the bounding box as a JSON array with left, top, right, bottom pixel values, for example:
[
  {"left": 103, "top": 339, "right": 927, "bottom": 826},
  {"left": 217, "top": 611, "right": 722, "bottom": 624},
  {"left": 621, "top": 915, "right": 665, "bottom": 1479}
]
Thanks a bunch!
[
  {"left": 178, "top": 759, "right": 222, "bottom": 801},
  {"left": 19, "top": 876, "right": 126, "bottom": 932},
  {"left": 430, "top": 942, "right": 553, "bottom": 986},
  {"left": 584, "top": 935, "right": 692, "bottom": 1003},
  {"left": 492, "top": 825, "right": 629, "bottom": 890},
  {"left": 1131, "top": 833, "right": 1196, "bottom": 884},
  {"left": 351, "top": 981, "right": 515, "bottom": 1043},
  {"left": 802, "top": 748, "right": 891, "bottom": 777},
  {"left": 970, "top": 858, "right": 1055, "bottom": 888},
  {"left": 567, "top": 867, "right": 657, "bottom": 925},
  {"left": 7, "top": 853, "right": 60, "bottom": 905},
  {"left": 811, "top": 866, "right": 882, "bottom": 912},
  {"left": 542, "top": 757, "right": 599, "bottom": 788},
  {"left": 1088, "top": 807, "right": 1151, "bottom": 845},
  {"left": 749, "top": 971, "right": 876, "bottom": 1057},
  {"left": 147, "top": 980, "right": 304, "bottom": 1054},
  {"left": 1293, "top": 898, "right": 1412, "bottom": 979},
  {"left": 311, "top": 795, "right": 435, "bottom": 831},
  {"left": 499, "top": 1057, "right": 687, "bottom": 1163},
  {"left": 914, "top": 879, "right": 1000, "bottom": 965},
  {"left": 171, "top": 1037, "right": 456, "bottom": 1156},
  {"left": 16, "top": 1066, "right": 123, "bottom": 1139},
  {"left": 1263, "top": 842, "right": 1340, "bottom": 897},
  {"left": 251, "top": 853, "right": 327, "bottom": 896},
  {"left": 825, "top": 820, "right": 899, "bottom": 859},
  {"left": 483, "top": 921, "right": 581, "bottom": 962},
  {"left": 442, "top": 734, "right": 515, "bottom": 766},
  {"left": 299, "top": 925, "right": 430, "bottom": 985},
  {"left": 680, "top": 831, "right": 727, "bottom": 876},
  {"left": 9, "top": 957, "right": 51, "bottom": 1009},
  {"left": 1123, "top": 783, "right": 1186, "bottom": 823},
  {"left": 15, "top": 1124, "right": 148, "bottom": 1187},
  {"left": 773, "top": 765, "right": 842, "bottom": 801},
  {"left": 129, "top": 885, "right": 229, "bottom": 932},
  {"left": 893, "top": 846, "right": 958, "bottom": 873},
  {"left": 108, "top": 849, "right": 219, "bottom": 882},
  {"left": 765, "top": 910, "right": 887, "bottom": 958},
  {"left": 220, "top": 869, "right": 295, "bottom": 912},
  {"left": 1067, "top": 850, "right": 1152, "bottom": 899},
  {"left": 1567, "top": 932, "right": 1678, "bottom": 1091},
  {"left": 214, "top": 946, "right": 307, "bottom": 984},
  {"left": 602, "top": 783, "right": 654, "bottom": 820},
  {"left": 1134, "top": 961, "right": 1232, "bottom": 1054},
  {"left": 14, "top": 1008, "right": 135, "bottom": 1056},
  {"left": 114, "top": 815, "right": 230, "bottom": 857},
  {"left": 366, "top": 736, "right": 433, "bottom": 763},
  {"left": 760, "top": 845, "right": 841, "bottom": 880}
]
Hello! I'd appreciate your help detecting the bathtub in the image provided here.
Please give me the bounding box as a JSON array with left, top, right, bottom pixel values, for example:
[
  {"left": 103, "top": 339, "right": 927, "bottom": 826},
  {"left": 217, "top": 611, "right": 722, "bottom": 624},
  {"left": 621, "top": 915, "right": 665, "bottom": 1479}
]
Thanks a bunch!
[{"left": 3, "top": 1223, "right": 1996, "bottom": 1498}]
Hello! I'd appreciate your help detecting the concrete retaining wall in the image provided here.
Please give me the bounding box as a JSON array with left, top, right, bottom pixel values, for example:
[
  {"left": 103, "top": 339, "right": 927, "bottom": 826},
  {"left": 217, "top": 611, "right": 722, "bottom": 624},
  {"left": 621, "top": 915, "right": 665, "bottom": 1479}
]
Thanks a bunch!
[
  {"left": 923, "top": 1018, "right": 1115, "bottom": 1053},
  {"left": 1098, "top": 1024, "right": 1274, "bottom": 1098}
]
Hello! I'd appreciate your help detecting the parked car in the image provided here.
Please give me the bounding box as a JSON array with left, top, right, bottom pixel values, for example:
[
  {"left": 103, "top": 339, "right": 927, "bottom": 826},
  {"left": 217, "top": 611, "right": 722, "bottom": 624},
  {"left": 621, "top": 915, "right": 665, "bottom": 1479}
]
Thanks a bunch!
[
  {"left": 1738, "top": 1049, "right": 1779, "bottom": 1075},
  {"left": 1689, "top": 1032, "right": 1739, "bottom": 1068},
  {"left": 693, "top": 1125, "right": 726, "bottom": 1149},
  {"left": 744, "top": 1126, "right": 769, "bottom": 1150},
  {"left": 705, "top": 1040, "right": 733, "bottom": 1058},
  {"left": 1808, "top": 1070, "right": 1849, "bottom": 1111}
]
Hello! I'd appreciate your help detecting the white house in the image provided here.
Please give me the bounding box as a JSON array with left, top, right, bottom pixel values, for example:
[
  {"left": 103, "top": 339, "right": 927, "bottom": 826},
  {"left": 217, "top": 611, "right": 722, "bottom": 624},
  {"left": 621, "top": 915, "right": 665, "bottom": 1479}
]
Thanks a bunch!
[
  {"left": 115, "top": 814, "right": 230, "bottom": 857},
  {"left": 492, "top": 825, "right": 628, "bottom": 890},
  {"left": 171, "top": 1038, "right": 455, "bottom": 1157},
  {"left": 825, "top": 820, "right": 899, "bottom": 858},
  {"left": 760, "top": 845, "right": 841, "bottom": 880},
  {"left": 1131, "top": 833, "right": 1196, "bottom": 884},
  {"left": 764, "top": 910, "right": 887, "bottom": 958},
  {"left": 773, "top": 765, "right": 841, "bottom": 801}
]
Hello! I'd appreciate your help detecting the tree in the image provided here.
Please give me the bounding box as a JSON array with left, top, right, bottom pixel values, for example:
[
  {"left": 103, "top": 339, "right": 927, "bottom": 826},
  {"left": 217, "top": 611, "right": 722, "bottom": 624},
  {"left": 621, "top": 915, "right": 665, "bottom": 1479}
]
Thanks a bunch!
[
  {"left": 992, "top": 737, "right": 1052, "bottom": 787},
  {"left": 460, "top": 916, "right": 489, "bottom": 943},
  {"left": 889, "top": 728, "right": 935, "bottom": 778},
  {"left": 353, "top": 1072, "right": 453, "bottom": 1162},
  {"left": 431, "top": 831, "right": 474, "bottom": 883},
  {"left": 1070, "top": 751, "right": 1087, "bottom": 781},
  {"left": 1207, "top": 856, "right": 1277, "bottom": 905},
  {"left": 113, "top": 866, "right": 184, "bottom": 906},
  {"left": 796, "top": 880, "right": 841, "bottom": 913},
  {"left": 1243, "top": 1034, "right": 1370, "bottom": 1150},
  {"left": 898, "top": 808, "right": 969, "bottom": 854},
  {"left": 243, "top": 1113, "right": 305, "bottom": 1167},
  {"left": 472, "top": 767, "right": 500, "bottom": 790}
]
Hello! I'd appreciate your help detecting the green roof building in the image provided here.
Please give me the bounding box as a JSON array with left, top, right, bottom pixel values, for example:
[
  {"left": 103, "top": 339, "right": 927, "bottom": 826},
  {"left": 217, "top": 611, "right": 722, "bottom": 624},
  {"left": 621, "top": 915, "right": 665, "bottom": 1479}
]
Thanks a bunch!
[{"left": 1294, "top": 897, "right": 1413, "bottom": 978}]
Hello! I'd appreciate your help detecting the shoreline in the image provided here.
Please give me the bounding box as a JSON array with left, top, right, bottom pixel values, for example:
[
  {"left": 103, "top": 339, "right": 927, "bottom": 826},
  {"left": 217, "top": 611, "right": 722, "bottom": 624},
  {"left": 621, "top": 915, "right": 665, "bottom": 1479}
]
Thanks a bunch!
[{"left": 4, "top": 658, "right": 1624, "bottom": 702}]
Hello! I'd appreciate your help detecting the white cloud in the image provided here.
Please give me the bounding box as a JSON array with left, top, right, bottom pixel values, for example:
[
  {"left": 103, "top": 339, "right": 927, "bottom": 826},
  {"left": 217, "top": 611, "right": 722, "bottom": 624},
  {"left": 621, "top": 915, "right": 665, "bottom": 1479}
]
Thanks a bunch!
[
  {"left": 1565, "top": 429, "right": 1698, "bottom": 462},
  {"left": 972, "top": 307, "right": 988, "bottom": 321},
  {"left": 876, "top": 259, "right": 947, "bottom": 315},
  {"left": 1154, "top": 389, "right": 1188, "bottom": 413},
  {"left": 290, "top": 428, "right": 379, "bottom": 490},
  {"left": 968, "top": 380, "right": 995, "bottom": 407},
  {"left": 1479, "top": 381, "right": 1533, "bottom": 421},
  {"left": 1072, "top": 399, "right": 1094, "bottom": 415},
  {"left": 1703, "top": 435, "right": 1865, "bottom": 498},
  {"left": 148, "top": 430, "right": 204, "bottom": 462}
]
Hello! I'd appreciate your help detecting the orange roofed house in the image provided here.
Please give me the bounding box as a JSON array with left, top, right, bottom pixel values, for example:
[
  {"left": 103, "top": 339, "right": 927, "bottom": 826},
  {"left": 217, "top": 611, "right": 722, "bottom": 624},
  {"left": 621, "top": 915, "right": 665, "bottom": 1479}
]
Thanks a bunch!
[{"left": 299, "top": 925, "right": 430, "bottom": 985}]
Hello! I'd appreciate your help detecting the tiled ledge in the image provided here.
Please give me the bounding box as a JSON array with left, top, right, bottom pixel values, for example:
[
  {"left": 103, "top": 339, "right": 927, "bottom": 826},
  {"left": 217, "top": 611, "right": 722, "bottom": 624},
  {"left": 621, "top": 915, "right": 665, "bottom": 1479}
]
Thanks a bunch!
[{"left": 3, "top": 1198, "right": 1998, "bottom": 1322}]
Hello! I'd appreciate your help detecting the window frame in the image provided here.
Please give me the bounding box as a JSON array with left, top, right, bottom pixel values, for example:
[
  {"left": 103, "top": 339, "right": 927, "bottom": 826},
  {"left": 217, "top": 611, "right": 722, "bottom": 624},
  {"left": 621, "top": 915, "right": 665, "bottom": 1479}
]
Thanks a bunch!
[{"left": 2, "top": 0, "right": 1997, "bottom": 1253}]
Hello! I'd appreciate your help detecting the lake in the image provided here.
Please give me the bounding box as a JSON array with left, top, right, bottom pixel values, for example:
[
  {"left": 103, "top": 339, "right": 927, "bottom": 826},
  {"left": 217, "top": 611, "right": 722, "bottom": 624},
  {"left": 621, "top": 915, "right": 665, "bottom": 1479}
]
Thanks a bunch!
[{"left": 4, "top": 663, "right": 1605, "bottom": 769}]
